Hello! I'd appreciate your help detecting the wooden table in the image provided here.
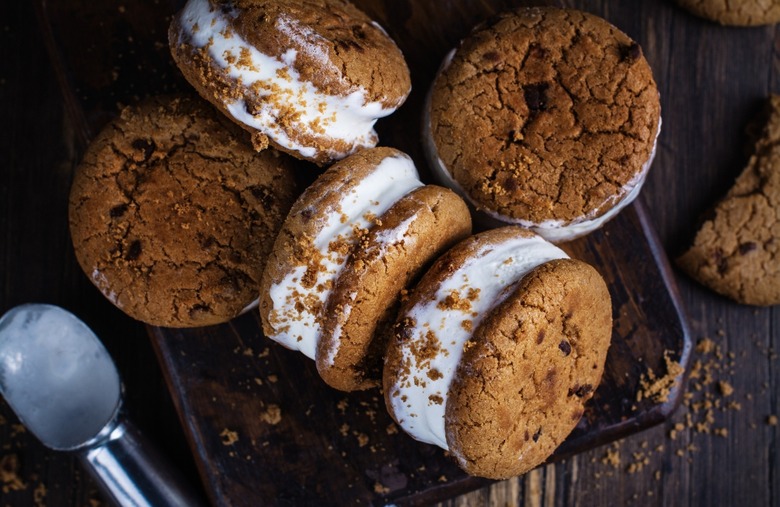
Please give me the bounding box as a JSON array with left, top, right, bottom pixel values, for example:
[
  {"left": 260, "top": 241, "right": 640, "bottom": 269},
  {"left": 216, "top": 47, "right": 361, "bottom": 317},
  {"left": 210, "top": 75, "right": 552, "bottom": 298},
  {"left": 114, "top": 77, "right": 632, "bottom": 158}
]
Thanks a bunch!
[{"left": 1, "top": 0, "right": 778, "bottom": 505}]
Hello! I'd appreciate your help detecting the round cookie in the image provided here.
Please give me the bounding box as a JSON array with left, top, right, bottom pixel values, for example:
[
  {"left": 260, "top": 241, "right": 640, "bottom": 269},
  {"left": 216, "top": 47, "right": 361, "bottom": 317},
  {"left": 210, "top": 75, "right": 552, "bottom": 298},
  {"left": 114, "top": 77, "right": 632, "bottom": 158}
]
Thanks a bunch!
[
  {"left": 675, "top": 0, "right": 780, "bottom": 26},
  {"left": 169, "top": 0, "right": 412, "bottom": 165},
  {"left": 383, "top": 227, "right": 612, "bottom": 479},
  {"left": 424, "top": 7, "right": 661, "bottom": 242},
  {"left": 446, "top": 259, "right": 612, "bottom": 478},
  {"left": 69, "top": 95, "right": 298, "bottom": 327},
  {"left": 317, "top": 185, "right": 472, "bottom": 391}
]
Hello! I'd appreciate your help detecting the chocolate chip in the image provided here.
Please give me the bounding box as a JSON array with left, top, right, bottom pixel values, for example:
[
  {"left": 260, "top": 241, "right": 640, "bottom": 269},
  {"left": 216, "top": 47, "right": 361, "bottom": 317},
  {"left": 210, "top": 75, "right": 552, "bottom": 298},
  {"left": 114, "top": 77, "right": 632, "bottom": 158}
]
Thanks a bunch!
[
  {"left": 249, "top": 185, "right": 275, "bottom": 209},
  {"left": 621, "top": 42, "right": 642, "bottom": 62},
  {"left": 527, "top": 44, "right": 547, "bottom": 59},
  {"left": 219, "top": 274, "right": 241, "bottom": 293},
  {"left": 300, "top": 208, "right": 314, "bottom": 223},
  {"left": 201, "top": 235, "right": 216, "bottom": 249},
  {"left": 125, "top": 239, "right": 142, "bottom": 261},
  {"left": 109, "top": 203, "right": 128, "bottom": 218},
  {"left": 352, "top": 25, "right": 367, "bottom": 40},
  {"left": 131, "top": 139, "right": 155, "bottom": 161},
  {"left": 483, "top": 51, "right": 501, "bottom": 62},
  {"left": 739, "top": 242, "right": 757, "bottom": 255},
  {"left": 503, "top": 176, "right": 518, "bottom": 192},
  {"left": 713, "top": 248, "right": 728, "bottom": 274},
  {"left": 559, "top": 340, "right": 572, "bottom": 356},
  {"left": 568, "top": 384, "right": 594, "bottom": 398},
  {"left": 536, "top": 330, "right": 545, "bottom": 344},
  {"left": 524, "top": 83, "right": 549, "bottom": 114},
  {"left": 532, "top": 428, "right": 542, "bottom": 442}
]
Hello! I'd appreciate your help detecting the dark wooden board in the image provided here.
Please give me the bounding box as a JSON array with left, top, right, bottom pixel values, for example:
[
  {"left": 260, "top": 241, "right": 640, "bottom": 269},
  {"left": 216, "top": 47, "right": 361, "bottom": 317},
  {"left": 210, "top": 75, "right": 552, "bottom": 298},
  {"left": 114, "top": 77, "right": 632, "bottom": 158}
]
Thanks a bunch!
[{"left": 35, "top": 0, "right": 691, "bottom": 505}]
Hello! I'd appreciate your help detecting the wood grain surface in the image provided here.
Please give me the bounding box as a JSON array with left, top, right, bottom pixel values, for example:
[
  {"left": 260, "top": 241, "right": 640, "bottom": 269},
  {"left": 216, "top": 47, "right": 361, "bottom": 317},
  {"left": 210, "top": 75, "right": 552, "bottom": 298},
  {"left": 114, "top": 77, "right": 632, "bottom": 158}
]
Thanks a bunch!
[{"left": 1, "top": 0, "right": 779, "bottom": 506}]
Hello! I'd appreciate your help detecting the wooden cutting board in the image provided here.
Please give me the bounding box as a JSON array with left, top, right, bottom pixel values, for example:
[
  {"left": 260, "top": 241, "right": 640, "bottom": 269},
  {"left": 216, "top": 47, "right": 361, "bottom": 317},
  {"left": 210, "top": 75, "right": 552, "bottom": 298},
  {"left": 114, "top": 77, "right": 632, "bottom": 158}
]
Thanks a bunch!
[{"left": 36, "top": 0, "right": 691, "bottom": 505}]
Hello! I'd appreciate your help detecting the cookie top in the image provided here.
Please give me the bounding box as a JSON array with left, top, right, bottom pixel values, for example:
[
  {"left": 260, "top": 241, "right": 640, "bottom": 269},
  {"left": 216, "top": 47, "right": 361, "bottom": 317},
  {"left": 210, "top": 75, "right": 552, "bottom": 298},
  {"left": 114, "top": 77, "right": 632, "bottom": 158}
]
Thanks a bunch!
[
  {"left": 316, "top": 185, "right": 472, "bottom": 391},
  {"left": 259, "top": 147, "right": 424, "bottom": 359},
  {"left": 170, "top": 0, "right": 411, "bottom": 164},
  {"left": 426, "top": 7, "right": 660, "bottom": 235},
  {"left": 677, "top": 95, "right": 780, "bottom": 306},
  {"left": 676, "top": 0, "right": 780, "bottom": 26},
  {"left": 446, "top": 259, "right": 612, "bottom": 479},
  {"left": 383, "top": 227, "right": 570, "bottom": 449},
  {"left": 69, "top": 95, "right": 298, "bottom": 327}
]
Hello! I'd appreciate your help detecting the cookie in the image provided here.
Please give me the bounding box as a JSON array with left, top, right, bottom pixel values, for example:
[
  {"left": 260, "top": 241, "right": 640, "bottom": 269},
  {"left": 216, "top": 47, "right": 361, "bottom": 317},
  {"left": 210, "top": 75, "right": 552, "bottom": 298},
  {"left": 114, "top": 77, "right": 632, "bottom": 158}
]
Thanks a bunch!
[
  {"left": 169, "top": 0, "right": 412, "bottom": 165},
  {"left": 675, "top": 0, "right": 780, "bottom": 26},
  {"left": 446, "top": 259, "right": 612, "bottom": 478},
  {"left": 383, "top": 227, "right": 612, "bottom": 479},
  {"left": 317, "top": 185, "right": 472, "bottom": 391},
  {"left": 424, "top": 7, "right": 661, "bottom": 242},
  {"left": 259, "top": 147, "right": 471, "bottom": 391},
  {"left": 677, "top": 95, "right": 780, "bottom": 306},
  {"left": 69, "top": 95, "right": 298, "bottom": 327}
]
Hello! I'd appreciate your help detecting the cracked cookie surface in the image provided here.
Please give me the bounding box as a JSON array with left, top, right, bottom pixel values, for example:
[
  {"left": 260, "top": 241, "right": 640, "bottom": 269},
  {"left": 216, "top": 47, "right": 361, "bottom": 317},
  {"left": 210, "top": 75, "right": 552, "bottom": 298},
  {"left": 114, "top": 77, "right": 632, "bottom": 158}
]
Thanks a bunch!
[
  {"left": 427, "top": 7, "right": 660, "bottom": 227},
  {"left": 677, "top": 95, "right": 780, "bottom": 306},
  {"left": 676, "top": 0, "right": 780, "bottom": 26},
  {"left": 169, "top": 0, "right": 411, "bottom": 164},
  {"left": 446, "top": 259, "right": 612, "bottom": 479},
  {"left": 69, "top": 95, "right": 298, "bottom": 327}
]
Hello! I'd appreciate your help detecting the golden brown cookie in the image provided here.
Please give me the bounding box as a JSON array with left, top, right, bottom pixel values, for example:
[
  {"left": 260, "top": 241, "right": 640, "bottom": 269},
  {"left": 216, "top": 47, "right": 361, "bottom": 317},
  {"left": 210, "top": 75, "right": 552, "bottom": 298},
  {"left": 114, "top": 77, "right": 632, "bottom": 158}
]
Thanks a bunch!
[
  {"left": 446, "top": 259, "right": 612, "bottom": 479},
  {"left": 677, "top": 95, "right": 780, "bottom": 306},
  {"left": 675, "top": 0, "right": 780, "bottom": 26},
  {"left": 316, "top": 185, "right": 471, "bottom": 391},
  {"left": 69, "top": 95, "right": 298, "bottom": 327},
  {"left": 259, "top": 147, "right": 472, "bottom": 391},
  {"left": 383, "top": 227, "right": 612, "bottom": 479},
  {"left": 169, "top": 0, "right": 411, "bottom": 165},
  {"left": 424, "top": 7, "right": 661, "bottom": 242}
]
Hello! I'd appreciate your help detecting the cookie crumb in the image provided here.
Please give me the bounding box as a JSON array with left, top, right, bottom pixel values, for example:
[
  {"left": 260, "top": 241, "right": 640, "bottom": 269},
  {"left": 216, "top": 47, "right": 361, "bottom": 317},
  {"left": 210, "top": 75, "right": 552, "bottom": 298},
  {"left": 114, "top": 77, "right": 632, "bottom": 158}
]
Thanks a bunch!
[
  {"left": 636, "top": 351, "right": 684, "bottom": 403},
  {"left": 260, "top": 404, "right": 282, "bottom": 425},
  {"left": 768, "top": 415, "right": 778, "bottom": 426},
  {"left": 220, "top": 428, "right": 239, "bottom": 446},
  {"left": 0, "top": 454, "right": 27, "bottom": 493},
  {"left": 601, "top": 444, "right": 621, "bottom": 468},
  {"left": 718, "top": 381, "right": 734, "bottom": 397},
  {"left": 33, "top": 481, "right": 46, "bottom": 506}
]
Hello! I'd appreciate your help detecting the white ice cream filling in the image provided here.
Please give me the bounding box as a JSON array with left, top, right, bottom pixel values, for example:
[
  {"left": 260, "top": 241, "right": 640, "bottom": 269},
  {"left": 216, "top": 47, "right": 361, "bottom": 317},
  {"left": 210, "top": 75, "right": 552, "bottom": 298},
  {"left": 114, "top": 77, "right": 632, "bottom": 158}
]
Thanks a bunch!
[
  {"left": 267, "top": 155, "right": 423, "bottom": 359},
  {"left": 422, "top": 49, "right": 662, "bottom": 243},
  {"left": 388, "top": 234, "right": 569, "bottom": 449},
  {"left": 178, "top": 0, "right": 398, "bottom": 160}
]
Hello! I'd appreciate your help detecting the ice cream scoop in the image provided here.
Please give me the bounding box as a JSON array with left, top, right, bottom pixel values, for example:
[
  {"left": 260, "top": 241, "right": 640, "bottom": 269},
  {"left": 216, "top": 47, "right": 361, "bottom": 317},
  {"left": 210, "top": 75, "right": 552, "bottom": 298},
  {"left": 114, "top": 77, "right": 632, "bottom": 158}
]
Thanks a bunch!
[{"left": 0, "top": 304, "right": 206, "bottom": 506}]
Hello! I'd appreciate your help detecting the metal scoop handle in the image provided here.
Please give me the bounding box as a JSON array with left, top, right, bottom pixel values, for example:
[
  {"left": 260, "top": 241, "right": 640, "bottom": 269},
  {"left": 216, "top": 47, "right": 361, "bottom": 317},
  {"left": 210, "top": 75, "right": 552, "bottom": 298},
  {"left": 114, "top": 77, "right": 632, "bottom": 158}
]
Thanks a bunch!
[{"left": 79, "top": 417, "right": 207, "bottom": 507}]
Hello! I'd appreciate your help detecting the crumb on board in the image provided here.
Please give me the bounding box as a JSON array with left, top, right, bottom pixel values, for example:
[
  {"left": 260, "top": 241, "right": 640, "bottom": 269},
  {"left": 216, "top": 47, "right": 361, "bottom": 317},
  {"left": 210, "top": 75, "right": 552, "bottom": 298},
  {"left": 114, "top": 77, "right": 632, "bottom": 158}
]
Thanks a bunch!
[
  {"left": 220, "top": 428, "right": 239, "bottom": 446},
  {"left": 0, "top": 454, "right": 27, "bottom": 493},
  {"left": 260, "top": 404, "right": 282, "bottom": 425},
  {"left": 636, "top": 351, "right": 685, "bottom": 403}
]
